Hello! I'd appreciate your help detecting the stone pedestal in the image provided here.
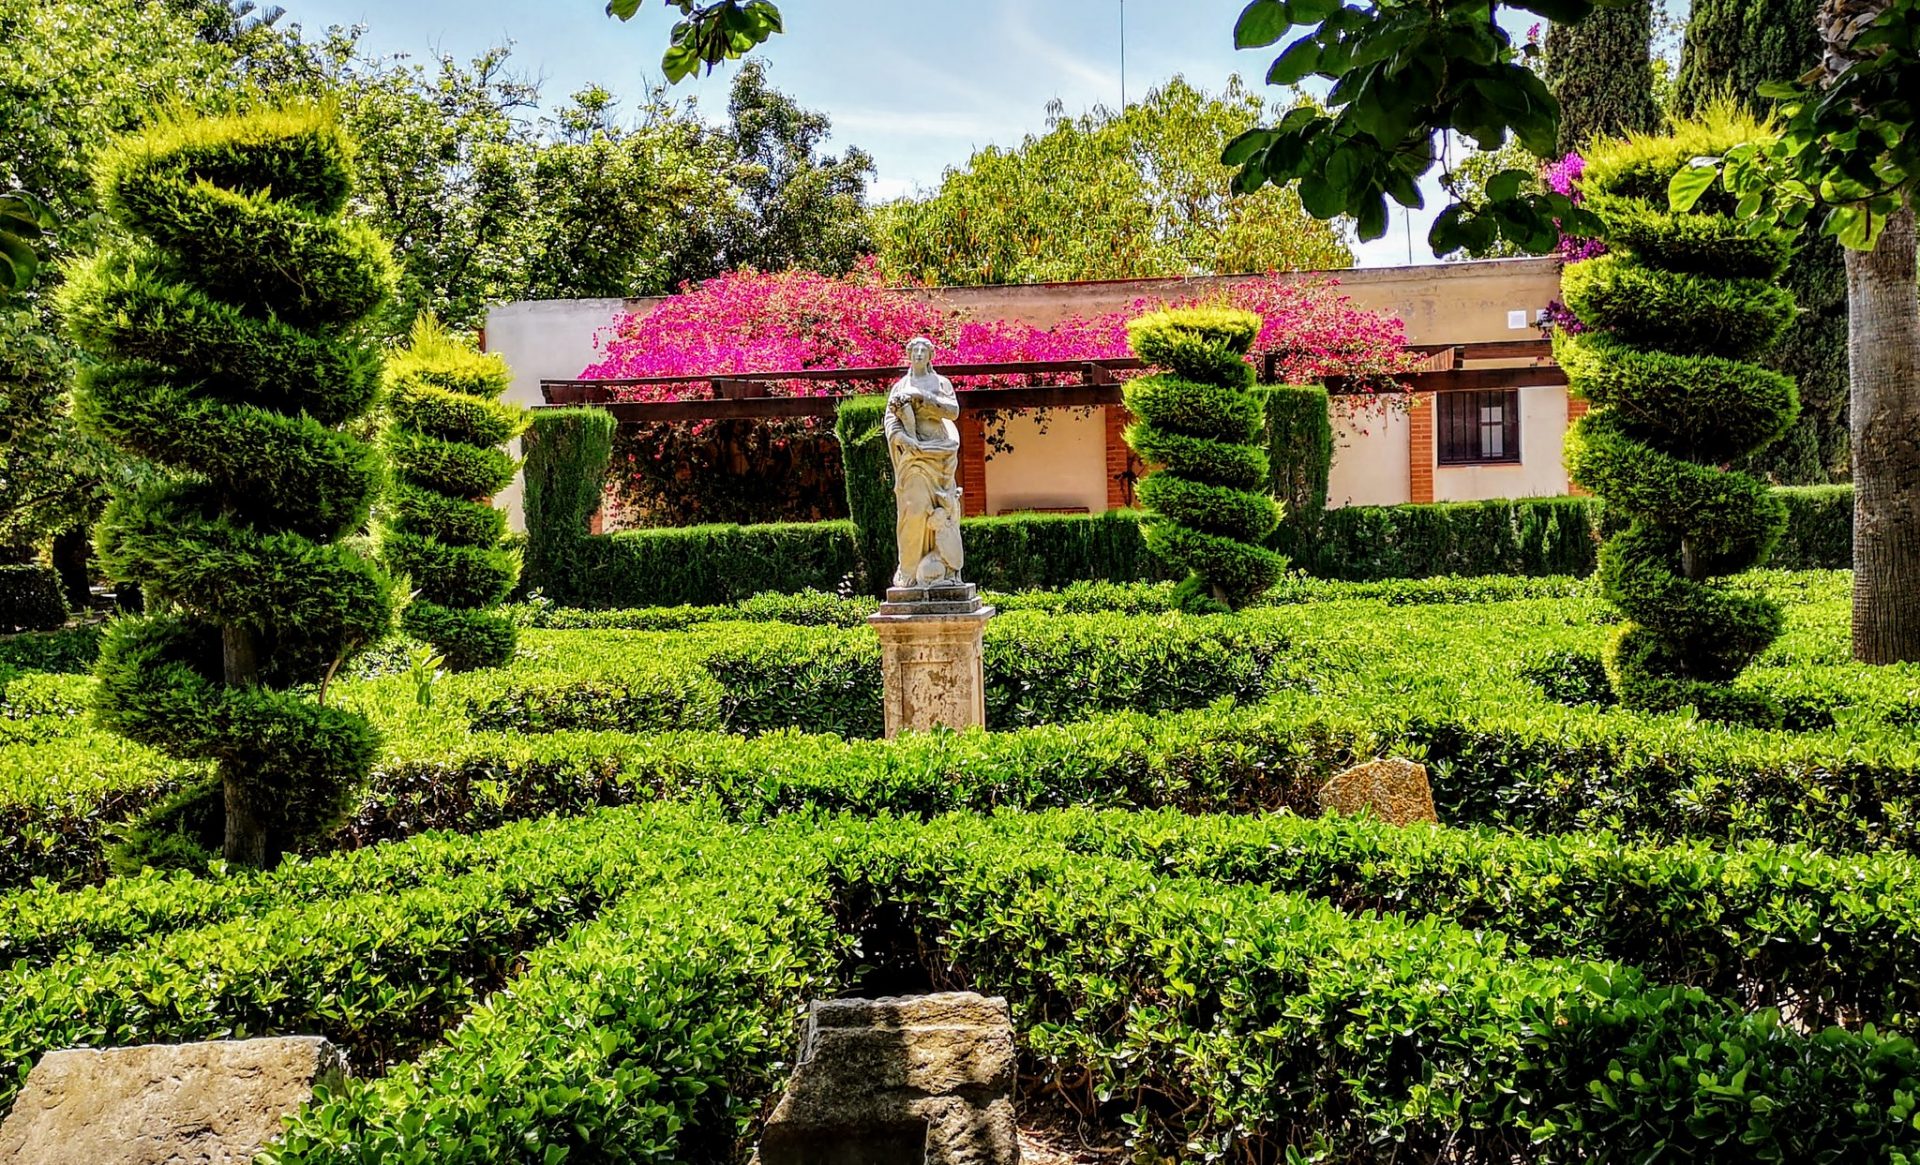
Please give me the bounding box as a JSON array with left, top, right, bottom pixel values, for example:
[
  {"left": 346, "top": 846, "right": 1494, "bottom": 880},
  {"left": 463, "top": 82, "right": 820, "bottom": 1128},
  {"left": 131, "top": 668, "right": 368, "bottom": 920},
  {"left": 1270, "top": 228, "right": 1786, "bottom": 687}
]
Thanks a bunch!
[
  {"left": 758, "top": 993, "right": 1020, "bottom": 1165},
  {"left": 868, "top": 584, "right": 995, "bottom": 739},
  {"left": 0, "top": 1037, "right": 348, "bottom": 1165}
]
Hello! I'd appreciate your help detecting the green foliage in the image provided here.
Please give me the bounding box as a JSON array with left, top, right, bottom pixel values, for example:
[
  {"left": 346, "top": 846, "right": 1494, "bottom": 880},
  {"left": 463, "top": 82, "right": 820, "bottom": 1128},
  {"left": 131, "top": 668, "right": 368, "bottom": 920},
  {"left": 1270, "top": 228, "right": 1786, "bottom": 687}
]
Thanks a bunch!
[
  {"left": 1304, "top": 495, "right": 1601, "bottom": 580},
  {"left": 833, "top": 394, "right": 894, "bottom": 596},
  {"left": 960, "top": 511, "right": 1174, "bottom": 592},
  {"left": 378, "top": 318, "right": 526, "bottom": 671},
  {"left": 606, "top": 0, "right": 785, "bottom": 84},
  {"left": 871, "top": 77, "right": 1352, "bottom": 286},
  {"left": 0, "top": 191, "right": 52, "bottom": 297},
  {"left": 1563, "top": 119, "right": 1802, "bottom": 724},
  {"left": 1255, "top": 385, "right": 1333, "bottom": 561},
  {"left": 61, "top": 106, "right": 400, "bottom": 865},
  {"left": 1770, "top": 485, "right": 1855, "bottom": 569},
  {"left": 519, "top": 407, "right": 616, "bottom": 600},
  {"left": 1543, "top": 0, "right": 1660, "bottom": 156},
  {"left": 0, "top": 567, "right": 66, "bottom": 633},
  {"left": 1126, "top": 309, "right": 1286, "bottom": 609}
]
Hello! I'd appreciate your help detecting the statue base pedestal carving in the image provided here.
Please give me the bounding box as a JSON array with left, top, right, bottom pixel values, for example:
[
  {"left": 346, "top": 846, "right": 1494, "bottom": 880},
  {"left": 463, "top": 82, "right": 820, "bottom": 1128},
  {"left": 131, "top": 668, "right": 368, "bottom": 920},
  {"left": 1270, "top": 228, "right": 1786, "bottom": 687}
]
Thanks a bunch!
[{"left": 868, "top": 585, "right": 994, "bottom": 739}]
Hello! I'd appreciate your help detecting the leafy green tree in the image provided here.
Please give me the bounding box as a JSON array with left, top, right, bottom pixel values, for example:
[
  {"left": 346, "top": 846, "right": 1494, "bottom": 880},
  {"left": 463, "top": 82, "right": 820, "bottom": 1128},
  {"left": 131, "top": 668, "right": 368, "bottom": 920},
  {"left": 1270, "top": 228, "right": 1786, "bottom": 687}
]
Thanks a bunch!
[
  {"left": 873, "top": 78, "right": 1352, "bottom": 286},
  {"left": 1124, "top": 308, "right": 1288, "bottom": 612},
  {"left": 1672, "top": 0, "right": 1847, "bottom": 485},
  {"left": 606, "top": 0, "right": 783, "bottom": 81},
  {"left": 61, "top": 107, "right": 401, "bottom": 867},
  {"left": 1543, "top": 0, "right": 1660, "bottom": 155},
  {"left": 1560, "top": 116, "right": 1800, "bottom": 723},
  {"left": 1440, "top": 139, "right": 1541, "bottom": 259},
  {"left": 379, "top": 317, "right": 528, "bottom": 671}
]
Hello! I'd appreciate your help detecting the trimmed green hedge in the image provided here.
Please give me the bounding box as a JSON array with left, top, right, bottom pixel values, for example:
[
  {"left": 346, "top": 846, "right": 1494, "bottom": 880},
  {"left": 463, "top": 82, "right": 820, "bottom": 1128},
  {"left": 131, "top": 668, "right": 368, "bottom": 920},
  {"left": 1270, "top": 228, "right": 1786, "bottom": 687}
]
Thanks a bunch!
[
  {"left": 18, "top": 804, "right": 1920, "bottom": 1162},
  {"left": 0, "top": 566, "right": 67, "bottom": 633},
  {"left": 523, "top": 394, "right": 1851, "bottom": 604},
  {"left": 1256, "top": 384, "right": 1333, "bottom": 559}
]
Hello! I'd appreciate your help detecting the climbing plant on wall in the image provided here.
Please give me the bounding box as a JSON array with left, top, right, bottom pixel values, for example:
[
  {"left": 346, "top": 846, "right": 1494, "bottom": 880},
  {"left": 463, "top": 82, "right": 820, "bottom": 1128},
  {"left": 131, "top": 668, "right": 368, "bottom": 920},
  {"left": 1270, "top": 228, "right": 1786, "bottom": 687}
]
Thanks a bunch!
[
  {"left": 1124, "top": 308, "right": 1287, "bottom": 613},
  {"left": 379, "top": 316, "right": 527, "bottom": 671},
  {"left": 61, "top": 106, "right": 400, "bottom": 866},
  {"left": 1557, "top": 115, "right": 1800, "bottom": 724}
]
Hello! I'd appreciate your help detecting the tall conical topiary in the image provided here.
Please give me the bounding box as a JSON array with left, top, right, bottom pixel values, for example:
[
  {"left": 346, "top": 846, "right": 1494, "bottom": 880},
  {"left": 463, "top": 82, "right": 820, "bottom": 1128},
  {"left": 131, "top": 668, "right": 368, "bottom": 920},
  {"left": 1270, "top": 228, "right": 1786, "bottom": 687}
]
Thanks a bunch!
[
  {"left": 1557, "top": 114, "right": 1800, "bottom": 725},
  {"left": 59, "top": 107, "right": 400, "bottom": 867},
  {"left": 1542, "top": 0, "right": 1661, "bottom": 156},
  {"left": 378, "top": 316, "right": 527, "bottom": 670},
  {"left": 1123, "top": 307, "right": 1286, "bottom": 612}
]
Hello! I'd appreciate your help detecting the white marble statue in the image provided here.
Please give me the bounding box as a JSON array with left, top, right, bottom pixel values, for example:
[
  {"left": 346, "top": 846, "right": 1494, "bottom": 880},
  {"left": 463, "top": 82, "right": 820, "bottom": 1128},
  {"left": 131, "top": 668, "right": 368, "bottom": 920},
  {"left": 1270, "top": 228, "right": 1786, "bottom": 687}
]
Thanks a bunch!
[{"left": 884, "top": 338, "right": 965, "bottom": 588}]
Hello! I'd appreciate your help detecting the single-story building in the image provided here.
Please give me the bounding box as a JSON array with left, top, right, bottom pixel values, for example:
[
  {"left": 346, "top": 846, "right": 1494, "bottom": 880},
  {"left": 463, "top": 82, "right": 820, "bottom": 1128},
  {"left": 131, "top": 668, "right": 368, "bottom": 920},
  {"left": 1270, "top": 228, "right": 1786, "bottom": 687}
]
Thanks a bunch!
[{"left": 485, "top": 257, "right": 1569, "bottom": 531}]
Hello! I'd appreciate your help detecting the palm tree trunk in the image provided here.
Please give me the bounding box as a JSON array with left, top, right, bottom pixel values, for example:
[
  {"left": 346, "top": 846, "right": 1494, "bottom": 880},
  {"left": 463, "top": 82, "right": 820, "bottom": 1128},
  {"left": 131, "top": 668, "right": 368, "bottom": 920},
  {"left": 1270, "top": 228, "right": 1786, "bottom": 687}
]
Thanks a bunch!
[
  {"left": 1847, "top": 204, "right": 1920, "bottom": 662},
  {"left": 1818, "top": 0, "right": 1920, "bottom": 662}
]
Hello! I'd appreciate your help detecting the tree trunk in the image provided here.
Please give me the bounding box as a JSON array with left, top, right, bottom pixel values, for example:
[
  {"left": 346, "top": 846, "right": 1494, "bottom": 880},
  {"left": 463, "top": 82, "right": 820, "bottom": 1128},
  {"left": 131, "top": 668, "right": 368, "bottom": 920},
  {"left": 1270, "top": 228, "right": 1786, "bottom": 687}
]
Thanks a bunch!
[
  {"left": 1847, "top": 204, "right": 1920, "bottom": 662},
  {"left": 220, "top": 625, "right": 271, "bottom": 867},
  {"left": 49, "top": 527, "right": 90, "bottom": 609}
]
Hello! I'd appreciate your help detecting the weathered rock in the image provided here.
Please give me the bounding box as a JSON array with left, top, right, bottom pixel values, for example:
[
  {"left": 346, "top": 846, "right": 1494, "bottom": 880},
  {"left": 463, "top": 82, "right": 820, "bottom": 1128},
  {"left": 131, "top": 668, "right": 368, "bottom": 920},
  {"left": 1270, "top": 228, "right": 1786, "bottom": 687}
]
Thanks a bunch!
[
  {"left": 0, "top": 1037, "right": 348, "bottom": 1165},
  {"left": 1317, "top": 757, "right": 1439, "bottom": 826},
  {"left": 760, "top": 993, "right": 1020, "bottom": 1165}
]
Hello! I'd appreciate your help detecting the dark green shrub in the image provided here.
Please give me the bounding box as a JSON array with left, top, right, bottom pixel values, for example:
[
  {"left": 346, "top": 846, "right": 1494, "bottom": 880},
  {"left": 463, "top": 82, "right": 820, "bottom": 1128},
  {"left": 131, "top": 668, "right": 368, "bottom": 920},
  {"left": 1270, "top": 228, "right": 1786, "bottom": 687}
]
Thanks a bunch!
[
  {"left": 59, "top": 107, "right": 400, "bottom": 866},
  {"left": 519, "top": 406, "right": 615, "bottom": 601},
  {"left": 961, "top": 509, "right": 1172, "bottom": 590},
  {"left": 1772, "top": 484, "right": 1853, "bottom": 568},
  {"left": 378, "top": 318, "right": 527, "bottom": 671},
  {"left": 1307, "top": 495, "right": 1600, "bottom": 579},
  {"left": 0, "top": 566, "right": 67, "bottom": 632},
  {"left": 1255, "top": 384, "right": 1332, "bottom": 563},
  {"left": 1561, "top": 118, "right": 1800, "bottom": 726},
  {"left": 1125, "top": 308, "right": 1286, "bottom": 610},
  {"left": 834, "top": 394, "right": 894, "bottom": 595}
]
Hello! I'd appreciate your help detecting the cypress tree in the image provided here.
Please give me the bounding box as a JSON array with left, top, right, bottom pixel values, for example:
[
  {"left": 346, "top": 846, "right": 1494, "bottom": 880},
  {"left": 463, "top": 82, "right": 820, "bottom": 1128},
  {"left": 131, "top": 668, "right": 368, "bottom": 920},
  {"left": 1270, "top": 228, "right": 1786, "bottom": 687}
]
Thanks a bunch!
[
  {"left": 1123, "top": 308, "right": 1287, "bottom": 612},
  {"left": 60, "top": 107, "right": 400, "bottom": 866},
  {"left": 379, "top": 317, "right": 527, "bottom": 671},
  {"left": 1558, "top": 115, "right": 1800, "bottom": 725},
  {"left": 1543, "top": 0, "right": 1661, "bottom": 156},
  {"left": 1676, "top": 1, "right": 1848, "bottom": 484}
]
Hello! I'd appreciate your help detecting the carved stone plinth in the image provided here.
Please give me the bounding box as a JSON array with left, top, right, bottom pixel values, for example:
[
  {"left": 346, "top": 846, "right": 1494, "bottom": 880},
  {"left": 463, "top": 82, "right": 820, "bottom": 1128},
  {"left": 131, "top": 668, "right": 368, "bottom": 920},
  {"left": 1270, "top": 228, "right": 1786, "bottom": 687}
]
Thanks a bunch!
[
  {"left": 758, "top": 993, "right": 1020, "bottom": 1165},
  {"left": 0, "top": 1037, "right": 348, "bottom": 1165},
  {"left": 869, "top": 586, "right": 995, "bottom": 739}
]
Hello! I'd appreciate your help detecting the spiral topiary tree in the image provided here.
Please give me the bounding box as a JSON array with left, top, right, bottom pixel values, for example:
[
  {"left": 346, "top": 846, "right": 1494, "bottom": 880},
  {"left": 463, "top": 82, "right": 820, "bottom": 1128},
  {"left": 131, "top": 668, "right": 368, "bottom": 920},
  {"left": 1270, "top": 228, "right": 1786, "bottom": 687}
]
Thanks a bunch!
[
  {"left": 1557, "top": 113, "right": 1800, "bottom": 725},
  {"left": 59, "top": 106, "right": 400, "bottom": 867},
  {"left": 378, "top": 316, "right": 527, "bottom": 671},
  {"left": 1124, "top": 307, "right": 1287, "bottom": 612}
]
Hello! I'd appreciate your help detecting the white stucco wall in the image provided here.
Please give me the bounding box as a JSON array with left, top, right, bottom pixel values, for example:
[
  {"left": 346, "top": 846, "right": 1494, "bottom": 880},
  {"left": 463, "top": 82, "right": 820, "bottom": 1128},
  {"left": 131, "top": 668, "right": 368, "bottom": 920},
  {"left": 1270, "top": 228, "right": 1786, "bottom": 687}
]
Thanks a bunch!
[
  {"left": 1328, "top": 398, "right": 1412, "bottom": 508},
  {"left": 1431, "top": 385, "right": 1572, "bottom": 502},
  {"left": 485, "top": 298, "right": 632, "bottom": 529},
  {"left": 982, "top": 407, "right": 1108, "bottom": 515}
]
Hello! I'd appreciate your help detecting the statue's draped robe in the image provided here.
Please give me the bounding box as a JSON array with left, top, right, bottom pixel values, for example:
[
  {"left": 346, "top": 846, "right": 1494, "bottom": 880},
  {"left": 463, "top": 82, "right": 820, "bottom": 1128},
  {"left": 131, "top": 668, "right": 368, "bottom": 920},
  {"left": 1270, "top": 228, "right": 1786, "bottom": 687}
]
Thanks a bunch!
[{"left": 884, "top": 372, "right": 963, "bottom": 587}]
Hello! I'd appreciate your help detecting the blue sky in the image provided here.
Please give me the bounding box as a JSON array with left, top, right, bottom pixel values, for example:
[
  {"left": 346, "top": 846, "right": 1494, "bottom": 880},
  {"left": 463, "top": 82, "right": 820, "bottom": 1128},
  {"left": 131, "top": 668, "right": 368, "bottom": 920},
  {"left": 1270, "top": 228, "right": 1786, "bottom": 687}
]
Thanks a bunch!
[{"left": 278, "top": 0, "right": 1445, "bottom": 266}]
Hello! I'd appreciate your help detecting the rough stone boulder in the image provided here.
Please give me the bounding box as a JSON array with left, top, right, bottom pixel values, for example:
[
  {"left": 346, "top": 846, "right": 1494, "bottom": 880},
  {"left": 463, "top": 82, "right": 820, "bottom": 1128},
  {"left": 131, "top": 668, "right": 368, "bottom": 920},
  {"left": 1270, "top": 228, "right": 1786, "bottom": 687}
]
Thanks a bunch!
[
  {"left": 1317, "top": 757, "right": 1439, "bottom": 826},
  {"left": 0, "top": 1036, "right": 347, "bottom": 1165},
  {"left": 759, "top": 992, "right": 1020, "bottom": 1165}
]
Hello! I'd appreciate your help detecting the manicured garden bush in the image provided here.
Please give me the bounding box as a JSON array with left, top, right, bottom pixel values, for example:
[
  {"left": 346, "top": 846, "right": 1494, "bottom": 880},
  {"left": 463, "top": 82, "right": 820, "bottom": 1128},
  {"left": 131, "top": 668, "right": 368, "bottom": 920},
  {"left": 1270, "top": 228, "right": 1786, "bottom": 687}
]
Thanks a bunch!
[
  {"left": 0, "top": 565, "right": 67, "bottom": 633},
  {"left": 1560, "top": 116, "right": 1800, "bottom": 725},
  {"left": 1125, "top": 307, "right": 1286, "bottom": 610},
  {"left": 378, "top": 317, "right": 527, "bottom": 671},
  {"left": 60, "top": 106, "right": 400, "bottom": 866},
  {"left": 1302, "top": 494, "right": 1601, "bottom": 580},
  {"left": 1256, "top": 383, "right": 1333, "bottom": 561}
]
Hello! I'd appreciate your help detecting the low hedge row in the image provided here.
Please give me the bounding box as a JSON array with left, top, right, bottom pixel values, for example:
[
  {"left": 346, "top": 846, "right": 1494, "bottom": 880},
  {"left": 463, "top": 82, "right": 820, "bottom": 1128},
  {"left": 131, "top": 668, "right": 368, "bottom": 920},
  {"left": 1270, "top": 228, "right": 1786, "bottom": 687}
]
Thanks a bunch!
[
  {"left": 124, "top": 808, "right": 1920, "bottom": 1162},
  {"left": 264, "top": 819, "right": 840, "bottom": 1165},
  {"left": 444, "top": 612, "right": 1297, "bottom": 741},
  {"left": 0, "top": 566, "right": 67, "bottom": 633},
  {"left": 845, "top": 818, "right": 1920, "bottom": 1162},
  {"left": 524, "top": 406, "right": 1854, "bottom": 604},
  {"left": 0, "top": 804, "right": 723, "bottom": 1114}
]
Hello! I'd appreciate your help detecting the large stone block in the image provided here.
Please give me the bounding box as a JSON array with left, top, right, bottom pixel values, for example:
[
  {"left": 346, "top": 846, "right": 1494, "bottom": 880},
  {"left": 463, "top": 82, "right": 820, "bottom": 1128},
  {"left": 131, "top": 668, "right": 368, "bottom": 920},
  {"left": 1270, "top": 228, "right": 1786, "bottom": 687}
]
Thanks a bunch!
[
  {"left": 760, "top": 993, "right": 1020, "bottom": 1165},
  {"left": 0, "top": 1037, "right": 347, "bottom": 1165},
  {"left": 1317, "top": 757, "right": 1439, "bottom": 826}
]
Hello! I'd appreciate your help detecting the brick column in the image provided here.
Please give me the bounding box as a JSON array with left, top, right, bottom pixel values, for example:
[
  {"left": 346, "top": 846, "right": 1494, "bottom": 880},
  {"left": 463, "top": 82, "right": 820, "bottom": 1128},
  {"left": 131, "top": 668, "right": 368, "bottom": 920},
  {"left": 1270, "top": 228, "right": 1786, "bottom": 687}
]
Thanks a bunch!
[
  {"left": 958, "top": 409, "right": 988, "bottom": 517},
  {"left": 1565, "top": 392, "right": 1590, "bottom": 496},
  {"left": 1104, "top": 405, "right": 1141, "bottom": 511},
  {"left": 1408, "top": 396, "right": 1435, "bottom": 504}
]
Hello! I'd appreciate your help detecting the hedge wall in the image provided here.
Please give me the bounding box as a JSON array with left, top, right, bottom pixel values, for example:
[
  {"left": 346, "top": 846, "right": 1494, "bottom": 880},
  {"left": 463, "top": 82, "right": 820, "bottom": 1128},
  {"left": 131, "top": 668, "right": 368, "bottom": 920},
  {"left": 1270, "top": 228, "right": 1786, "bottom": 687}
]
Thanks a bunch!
[
  {"left": 0, "top": 565, "right": 68, "bottom": 633},
  {"left": 523, "top": 408, "right": 1854, "bottom": 607}
]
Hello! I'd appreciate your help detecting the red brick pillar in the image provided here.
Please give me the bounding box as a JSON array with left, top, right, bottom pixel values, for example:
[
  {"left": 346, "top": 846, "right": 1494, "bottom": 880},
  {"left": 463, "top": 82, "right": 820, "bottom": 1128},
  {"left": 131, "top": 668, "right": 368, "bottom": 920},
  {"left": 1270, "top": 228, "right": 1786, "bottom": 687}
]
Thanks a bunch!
[
  {"left": 1408, "top": 396, "right": 1435, "bottom": 504},
  {"left": 1104, "top": 405, "right": 1141, "bottom": 510},
  {"left": 959, "top": 409, "right": 988, "bottom": 517},
  {"left": 1565, "top": 393, "right": 1590, "bottom": 496}
]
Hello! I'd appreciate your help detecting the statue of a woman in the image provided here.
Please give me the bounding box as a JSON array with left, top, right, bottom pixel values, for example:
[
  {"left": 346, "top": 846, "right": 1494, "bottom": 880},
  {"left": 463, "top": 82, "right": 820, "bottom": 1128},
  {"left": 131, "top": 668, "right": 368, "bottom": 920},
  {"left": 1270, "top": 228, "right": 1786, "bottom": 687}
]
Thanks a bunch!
[{"left": 883, "top": 337, "right": 965, "bottom": 588}]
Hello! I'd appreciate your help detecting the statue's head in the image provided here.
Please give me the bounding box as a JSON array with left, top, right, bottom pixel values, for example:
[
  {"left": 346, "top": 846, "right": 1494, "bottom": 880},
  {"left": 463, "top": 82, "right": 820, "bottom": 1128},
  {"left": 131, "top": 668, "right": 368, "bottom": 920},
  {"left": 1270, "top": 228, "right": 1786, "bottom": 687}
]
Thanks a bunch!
[{"left": 906, "top": 337, "right": 935, "bottom": 371}]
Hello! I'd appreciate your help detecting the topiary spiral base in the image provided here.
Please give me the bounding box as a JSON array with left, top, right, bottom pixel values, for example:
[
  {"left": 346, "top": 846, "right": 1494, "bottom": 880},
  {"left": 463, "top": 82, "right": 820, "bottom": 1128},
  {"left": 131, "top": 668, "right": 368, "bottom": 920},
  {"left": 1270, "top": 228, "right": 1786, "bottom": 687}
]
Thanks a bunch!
[
  {"left": 1558, "top": 117, "right": 1800, "bottom": 725},
  {"left": 61, "top": 108, "right": 399, "bottom": 865},
  {"left": 379, "top": 317, "right": 527, "bottom": 671},
  {"left": 1124, "top": 308, "right": 1286, "bottom": 611}
]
